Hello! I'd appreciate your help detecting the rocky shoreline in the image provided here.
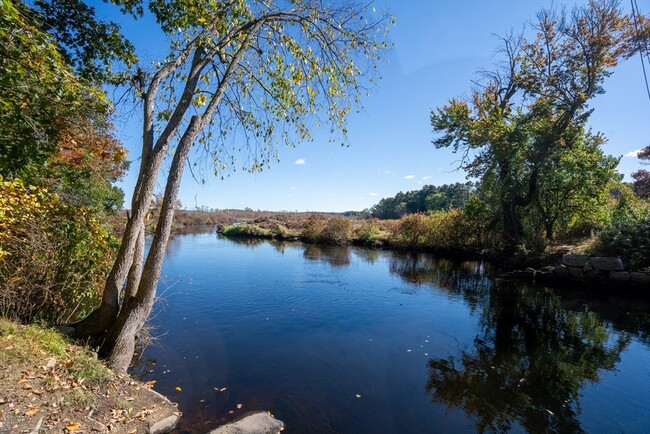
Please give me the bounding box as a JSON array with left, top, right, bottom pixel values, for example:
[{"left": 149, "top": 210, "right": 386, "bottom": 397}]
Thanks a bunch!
[{"left": 512, "top": 254, "right": 650, "bottom": 286}]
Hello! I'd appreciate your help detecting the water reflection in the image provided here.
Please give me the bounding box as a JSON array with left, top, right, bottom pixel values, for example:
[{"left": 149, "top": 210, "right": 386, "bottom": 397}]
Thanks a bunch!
[
  {"left": 303, "top": 244, "right": 351, "bottom": 267},
  {"left": 145, "top": 235, "right": 650, "bottom": 433},
  {"left": 425, "top": 279, "right": 630, "bottom": 433}
]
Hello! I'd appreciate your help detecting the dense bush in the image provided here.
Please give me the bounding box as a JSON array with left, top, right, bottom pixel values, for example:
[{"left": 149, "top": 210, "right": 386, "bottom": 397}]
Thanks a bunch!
[
  {"left": 301, "top": 215, "right": 353, "bottom": 245},
  {"left": 354, "top": 219, "right": 389, "bottom": 246},
  {"left": 596, "top": 202, "right": 650, "bottom": 270},
  {"left": 0, "top": 179, "right": 118, "bottom": 324},
  {"left": 391, "top": 211, "right": 482, "bottom": 253},
  {"left": 221, "top": 223, "right": 274, "bottom": 238}
]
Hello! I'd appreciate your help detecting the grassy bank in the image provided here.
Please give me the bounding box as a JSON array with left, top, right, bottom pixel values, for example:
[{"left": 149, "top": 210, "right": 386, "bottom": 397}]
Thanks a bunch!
[{"left": 0, "top": 318, "right": 178, "bottom": 433}]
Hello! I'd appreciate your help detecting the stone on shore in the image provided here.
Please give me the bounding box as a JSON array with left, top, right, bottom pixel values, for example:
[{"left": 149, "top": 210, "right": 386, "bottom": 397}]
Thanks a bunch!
[
  {"left": 209, "top": 411, "right": 284, "bottom": 434},
  {"left": 589, "top": 256, "right": 625, "bottom": 271},
  {"left": 561, "top": 254, "right": 589, "bottom": 268}
]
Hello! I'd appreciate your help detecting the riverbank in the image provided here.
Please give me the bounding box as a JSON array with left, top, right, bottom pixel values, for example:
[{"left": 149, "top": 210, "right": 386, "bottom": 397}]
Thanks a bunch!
[{"left": 0, "top": 318, "right": 180, "bottom": 433}]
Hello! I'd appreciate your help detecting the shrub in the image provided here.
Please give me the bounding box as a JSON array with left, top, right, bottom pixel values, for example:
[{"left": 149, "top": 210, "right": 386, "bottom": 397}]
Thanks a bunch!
[
  {"left": 221, "top": 223, "right": 273, "bottom": 238},
  {"left": 354, "top": 219, "right": 389, "bottom": 246},
  {"left": 319, "top": 217, "right": 353, "bottom": 245},
  {"left": 393, "top": 214, "right": 433, "bottom": 249},
  {"left": 0, "top": 179, "right": 117, "bottom": 324},
  {"left": 301, "top": 214, "right": 328, "bottom": 243},
  {"left": 300, "top": 215, "right": 353, "bottom": 245},
  {"left": 596, "top": 202, "right": 650, "bottom": 270}
]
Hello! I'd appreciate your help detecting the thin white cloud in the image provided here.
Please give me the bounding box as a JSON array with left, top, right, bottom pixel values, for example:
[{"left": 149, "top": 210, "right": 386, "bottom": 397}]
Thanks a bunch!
[
  {"left": 289, "top": 186, "right": 297, "bottom": 190},
  {"left": 422, "top": 176, "right": 431, "bottom": 180},
  {"left": 369, "top": 192, "right": 379, "bottom": 196},
  {"left": 404, "top": 175, "right": 415, "bottom": 179},
  {"left": 295, "top": 158, "right": 306, "bottom": 165},
  {"left": 625, "top": 149, "right": 642, "bottom": 158}
]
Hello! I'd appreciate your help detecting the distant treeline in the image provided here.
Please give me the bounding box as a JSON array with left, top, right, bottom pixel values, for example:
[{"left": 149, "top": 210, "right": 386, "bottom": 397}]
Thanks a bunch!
[{"left": 369, "top": 182, "right": 474, "bottom": 219}]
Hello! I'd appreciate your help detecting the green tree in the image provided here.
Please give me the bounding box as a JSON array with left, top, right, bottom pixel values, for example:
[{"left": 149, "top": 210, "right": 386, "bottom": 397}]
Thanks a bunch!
[
  {"left": 62, "top": 0, "right": 392, "bottom": 372},
  {"left": 370, "top": 182, "right": 474, "bottom": 219},
  {"left": 631, "top": 146, "right": 650, "bottom": 199},
  {"left": 431, "top": 0, "right": 646, "bottom": 251},
  {"left": 0, "top": 0, "right": 128, "bottom": 211},
  {"left": 534, "top": 131, "right": 620, "bottom": 239}
]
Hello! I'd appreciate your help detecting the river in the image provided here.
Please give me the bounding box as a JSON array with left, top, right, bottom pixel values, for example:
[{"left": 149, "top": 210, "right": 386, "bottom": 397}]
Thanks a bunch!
[{"left": 133, "top": 228, "right": 650, "bottom": 433}]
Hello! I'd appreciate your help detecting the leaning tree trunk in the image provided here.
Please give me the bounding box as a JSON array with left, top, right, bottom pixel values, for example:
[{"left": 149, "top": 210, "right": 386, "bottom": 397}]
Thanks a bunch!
[
  {"left": 100, "top": 119, "right": 198, "bottom": 373},
  {"left": 70, "top": 150, "right": 164, "bottom": 338}
]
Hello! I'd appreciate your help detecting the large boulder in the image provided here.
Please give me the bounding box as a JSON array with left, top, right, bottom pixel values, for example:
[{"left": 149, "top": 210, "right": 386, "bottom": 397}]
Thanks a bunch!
[
  {"left": 561, "top": 254, "right": 589, "bottom": 268},
  {"left": 209, "top": 412, "right": 285, "bottom": 434},
  {"left": 589, "top": 257, "right": 625, "bottom": 271}
]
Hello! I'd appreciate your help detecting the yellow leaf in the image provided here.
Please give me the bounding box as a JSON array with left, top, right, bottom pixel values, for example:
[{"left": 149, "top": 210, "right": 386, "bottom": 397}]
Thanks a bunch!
[
  {"left": 175, "top": 386, "right": 182, "bottom": 392},
  {"left": 65, "top": 422, "right": 81, "bottom": 431},
  {"left": 144, "top": 380, "right": 156, "bottom": 389}
]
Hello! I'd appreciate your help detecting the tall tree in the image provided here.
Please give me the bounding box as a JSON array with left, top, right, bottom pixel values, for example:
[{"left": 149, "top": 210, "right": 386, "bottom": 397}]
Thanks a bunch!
[
  {"left": 431, "top": 0, "right": 646, "bottom": 250},
  {"left": 62, "top": 0, "right": 391, "bottom": 372}
]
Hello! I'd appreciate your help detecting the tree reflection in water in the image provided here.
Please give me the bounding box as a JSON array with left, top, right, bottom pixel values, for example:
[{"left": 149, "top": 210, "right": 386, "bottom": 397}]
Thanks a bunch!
[
  {"left": 386, "top": 253, "right": 641, "bottom": 433},
  {"left": 303, "top": 244, "right": 351, "bottom": 267}
]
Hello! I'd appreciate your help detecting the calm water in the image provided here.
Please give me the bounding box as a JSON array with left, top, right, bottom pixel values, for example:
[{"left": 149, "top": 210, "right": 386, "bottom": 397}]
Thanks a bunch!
[{"left": 135, "top": 229, "right": 650, "bottom": 433}]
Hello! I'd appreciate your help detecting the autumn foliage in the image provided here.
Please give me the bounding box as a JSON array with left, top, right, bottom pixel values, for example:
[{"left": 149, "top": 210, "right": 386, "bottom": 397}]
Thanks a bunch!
[{"left": 0, "top": 0, "right": 126, "bottom": 324}]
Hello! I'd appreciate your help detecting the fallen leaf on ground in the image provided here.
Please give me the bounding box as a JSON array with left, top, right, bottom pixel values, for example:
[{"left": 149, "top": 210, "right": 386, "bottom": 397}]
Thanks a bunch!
[
  {"left": 236, "top": 404, "right": 242, "bottom": 409},
  {"left": 144, "top": 380, "right": 156, "bottom": 388},
  {"left": 24, "top": 407, "right": 39, "bottom": 416},
  {"left": 65, "top": 422, "right": 80, "bottom": 431},
  {"left": 228, "top": 410, "right": 234, "bottom": 414}
]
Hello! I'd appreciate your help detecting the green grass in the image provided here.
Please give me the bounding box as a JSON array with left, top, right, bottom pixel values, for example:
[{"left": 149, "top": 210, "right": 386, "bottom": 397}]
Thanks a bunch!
[
  {"left": 0, "top": 317, "right": 111, "bottom": 386},
  {"left": 0, "top": 318, "right": 67, "bottom": 362}
]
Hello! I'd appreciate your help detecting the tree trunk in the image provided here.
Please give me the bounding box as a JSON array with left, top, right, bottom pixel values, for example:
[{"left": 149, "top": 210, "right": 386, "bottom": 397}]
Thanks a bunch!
[
  {"left": 100, "top": 120, "right": 197, "bottom": 373},
  {"left": 502, "top": 199, "right": 523, "bottom": 251},
  {"left": 70, "top": 148, "right": 165, "bottom": 338}
]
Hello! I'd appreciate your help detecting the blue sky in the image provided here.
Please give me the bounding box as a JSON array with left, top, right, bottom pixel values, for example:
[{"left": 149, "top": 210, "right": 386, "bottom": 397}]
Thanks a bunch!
[{"left": 107, "top": 0, "right": 650, "bottom": 212}]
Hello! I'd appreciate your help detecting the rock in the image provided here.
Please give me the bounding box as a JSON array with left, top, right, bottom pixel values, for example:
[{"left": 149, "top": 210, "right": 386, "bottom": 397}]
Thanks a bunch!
[
  {"left": 142, "top": 387, "right": 181, "bottom": 434},
  {"left": 590, "top": 256, "right": 625, "bottom": 271},
  {"left": 630, "top": 272, "right": 650, "bottom": 284},
  {"left": 609, "top": 271, "right": 630, "bottom": 282},
  {"left": 568, "top": 267, "right": 584, "bottom": 279},
  {"left": 554, "top": 265, "right": 570, "bottom": 278},
  {"left": 148, "top": 414, "right": 180, "bottom": 434},
  {"left": 584, "top": 269, "right": 606, "bottom": 281},
  {"left": 209, "top": 411, "right": 285, "bottom": 434},
  {"left": 583, "top": 261, "right": 594, "bottom": 272},
  {"left": 536, "top": 270, "right": 556, "bottom": 282},
  {"left": 541, "top": 266, "right": 556, "bottom": 273},
  {"left": 561, "top": 254, "right": 589, "bottom": 268}
]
